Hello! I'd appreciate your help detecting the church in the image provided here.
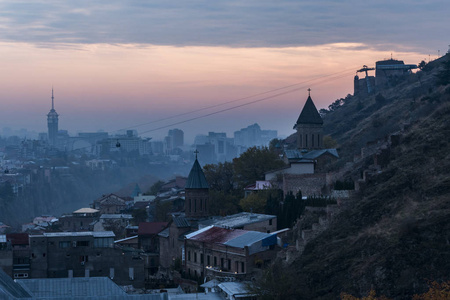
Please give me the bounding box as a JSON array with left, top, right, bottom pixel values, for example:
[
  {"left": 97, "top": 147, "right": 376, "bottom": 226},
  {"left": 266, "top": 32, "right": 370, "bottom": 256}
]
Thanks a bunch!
[{"left": 264, "top": 90, "right": 339, "bottom": 196}]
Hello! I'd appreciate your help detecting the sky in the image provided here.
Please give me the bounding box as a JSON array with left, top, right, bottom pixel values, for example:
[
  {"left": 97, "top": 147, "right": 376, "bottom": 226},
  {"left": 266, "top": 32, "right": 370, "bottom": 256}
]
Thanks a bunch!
[{"left": 1, "top": 1, "right": 449, "bottom": 142}]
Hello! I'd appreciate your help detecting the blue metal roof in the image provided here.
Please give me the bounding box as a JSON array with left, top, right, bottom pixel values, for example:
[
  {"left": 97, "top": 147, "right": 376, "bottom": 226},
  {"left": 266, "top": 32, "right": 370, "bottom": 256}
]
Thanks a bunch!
[{"left": 224, "top": 231, "right": 273, "bottom": 248}]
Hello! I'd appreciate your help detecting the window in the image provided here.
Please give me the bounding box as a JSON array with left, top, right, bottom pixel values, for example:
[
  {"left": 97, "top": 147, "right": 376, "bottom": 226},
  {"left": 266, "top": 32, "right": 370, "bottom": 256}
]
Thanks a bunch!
[
  {"left": 221, "top": 258, "right": 224, "bottom": 269},
  {"left": 241, "top": 262, "right": 245, "bottom": 273},
  {"left": 76, "top": 241, "right": 89, "bottom": 247},
  {"left": 200, "top": 253, "right": 204, "bottom": 264},
  {"left": 194, "top": 252, "right": 197, "bottom": 263},
  {"left": 312, "top": 134, "right": 315, "bottom": 147},
  {"left": 207, "top": 255, "right": 210, "bottom": 266},
  {"left": 228, "top": 259, "right": 231, "bottom": 270},
  {"left": 269, "top": 219, "right": 273, "bottom": 226},
  {"left": 318, "top": 134, "right": 320, "bottom": 147},
  {"left": 59, "top": 241, "right": 70, "bottom": 248},
  {"left": 299, "top": 134, "right": 302, "bottom": 147},
  {"left": 235, "top": 261, "right": 239, "bottom": 273},
  {"left": 213, "top": 256, "right": 217, "bottom": 267},
  {"left": 305, "top": 134, "right": 308, "bottom": 147},
  {"left": 188, "top": 251, "right": 191, "bottom": 261},
  {"left": 79, "top": 255, "right": 88, "bottom": 263}
]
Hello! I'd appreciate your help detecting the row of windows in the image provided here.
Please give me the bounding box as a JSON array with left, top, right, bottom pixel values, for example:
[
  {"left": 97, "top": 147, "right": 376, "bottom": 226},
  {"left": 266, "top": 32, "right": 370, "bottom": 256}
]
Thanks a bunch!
[{"left": 187, "top": 251, "right": 245, "bottom": 273}]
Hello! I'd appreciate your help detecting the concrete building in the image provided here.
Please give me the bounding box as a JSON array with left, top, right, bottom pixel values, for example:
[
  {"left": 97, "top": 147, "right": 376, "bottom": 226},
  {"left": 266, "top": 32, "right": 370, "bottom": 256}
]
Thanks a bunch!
[
  {"left": 184, "top": 226, "right": 279, "bottom": 281},
  {"left": 29, "top": 231, "right": 145, "bottom": 287},
  {"left": 59, "top": 208, "right": 100, "bottom": 232}
]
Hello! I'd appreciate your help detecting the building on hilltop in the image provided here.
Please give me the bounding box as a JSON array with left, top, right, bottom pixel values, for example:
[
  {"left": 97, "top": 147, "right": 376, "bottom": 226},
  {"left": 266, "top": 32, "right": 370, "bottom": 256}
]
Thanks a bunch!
[
  {"left": 293, "top": 90, "right": 324, "bottom": 151},
  {"left": 184, "top": 152, "right": 210, "bottom": 219}
]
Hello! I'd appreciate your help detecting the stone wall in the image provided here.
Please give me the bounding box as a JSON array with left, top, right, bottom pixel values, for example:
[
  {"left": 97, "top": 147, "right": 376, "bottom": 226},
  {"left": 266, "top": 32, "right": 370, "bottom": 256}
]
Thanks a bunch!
[{"left": 282, "top": 173, "right": 327, "bottom": 196}]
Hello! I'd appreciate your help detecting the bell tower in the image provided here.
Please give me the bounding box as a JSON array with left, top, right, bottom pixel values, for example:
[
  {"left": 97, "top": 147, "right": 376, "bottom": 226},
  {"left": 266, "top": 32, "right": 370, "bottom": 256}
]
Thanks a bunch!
[
  {"left": 293, "top": 89, "right": 324, "bottom": 150},
  {"left": 184, "top": 150, "right": 210, "bottom": 218}
]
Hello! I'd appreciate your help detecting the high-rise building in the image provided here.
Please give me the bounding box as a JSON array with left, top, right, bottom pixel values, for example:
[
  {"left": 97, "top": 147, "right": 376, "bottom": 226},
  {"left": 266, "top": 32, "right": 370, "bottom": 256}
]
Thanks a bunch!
[{"left": 47, "top": 88, "right": 59, "bottom": 147}]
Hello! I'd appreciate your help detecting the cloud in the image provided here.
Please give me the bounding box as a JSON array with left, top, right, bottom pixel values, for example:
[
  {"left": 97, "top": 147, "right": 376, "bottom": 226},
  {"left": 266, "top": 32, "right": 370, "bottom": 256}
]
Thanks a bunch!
[{"left": 0, "top": 0, "right": 448, "bottom": 51}]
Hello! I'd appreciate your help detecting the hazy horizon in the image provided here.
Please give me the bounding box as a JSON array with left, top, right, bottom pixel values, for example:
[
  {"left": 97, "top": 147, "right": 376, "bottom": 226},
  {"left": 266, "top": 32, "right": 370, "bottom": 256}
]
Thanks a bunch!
[{"left": 1, "top": 1, "right": 448, "bottom": 143}]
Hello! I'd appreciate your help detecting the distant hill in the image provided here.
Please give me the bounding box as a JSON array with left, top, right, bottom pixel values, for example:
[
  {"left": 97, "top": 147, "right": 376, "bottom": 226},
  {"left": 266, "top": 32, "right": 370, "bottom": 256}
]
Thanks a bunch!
[{"left": 276, "top": 54, "right": 450, "bottom": 299}]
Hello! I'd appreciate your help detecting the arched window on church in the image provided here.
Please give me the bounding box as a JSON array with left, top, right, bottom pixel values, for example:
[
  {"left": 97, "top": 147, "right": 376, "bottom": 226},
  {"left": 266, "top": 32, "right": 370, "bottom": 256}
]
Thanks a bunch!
[
  {"left": 312, "top": 134, "right": 314, "bottom": 147},
  {"left": 299, "top": 134, "right": 302, "bottom": 147},
  {"left": 305, "top": 134, "right": 308, "bottom": 148}
]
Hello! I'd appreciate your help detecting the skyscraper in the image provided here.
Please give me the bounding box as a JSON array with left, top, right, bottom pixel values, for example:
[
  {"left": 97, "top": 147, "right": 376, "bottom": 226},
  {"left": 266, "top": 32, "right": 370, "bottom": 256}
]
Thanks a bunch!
[{"left": 47, "top": 88, "right": 59, "bottom": 147}]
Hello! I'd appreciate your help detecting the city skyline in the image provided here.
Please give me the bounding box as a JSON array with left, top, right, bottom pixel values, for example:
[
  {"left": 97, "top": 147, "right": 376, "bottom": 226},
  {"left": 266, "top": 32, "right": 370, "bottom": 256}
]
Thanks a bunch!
[{"left": 1, "top": 1, "right": 448, "bottom": 142}]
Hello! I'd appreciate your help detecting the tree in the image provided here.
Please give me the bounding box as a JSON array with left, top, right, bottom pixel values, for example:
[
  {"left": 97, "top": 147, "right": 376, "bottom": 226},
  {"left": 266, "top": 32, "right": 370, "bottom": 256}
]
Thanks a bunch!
[
  {"left": 232, "top": 146, "right": 285, "bottom": 189},
  {"left": 209, "top": 190, "right": 241, "bottom": 216},
  {"left": 131, "top": 208, "right": 148, "bottom": 225},
  {"left": 418, "top": 60, "right": 427, "bottom": 70},
  {"left": 323, "top": 135, "right": 338, "bottom": 148},
  {"left": 203, "top": 162, "right": 235, "bottom": 194},
  {"left": 147, "top": 180, "right": 164, "bottom": 195},
  {"left": 340, "top": 289, "right": 391, "bottom": 300},
  {"left": 413, "top": 281, "right": 450, "bottom": 300},
  {"left": 239, "top": 193, "right": 267, "bottom": 213}
]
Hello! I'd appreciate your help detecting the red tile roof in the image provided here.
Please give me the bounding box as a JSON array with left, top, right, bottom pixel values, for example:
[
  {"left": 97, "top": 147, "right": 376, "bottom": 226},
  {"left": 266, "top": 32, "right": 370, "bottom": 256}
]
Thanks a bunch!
[
  {"left": 6, "top": 233, "right": 29, "bottom": 245},
  {"left": 137, "top": 222, "right": 169, "bottom": 236}
]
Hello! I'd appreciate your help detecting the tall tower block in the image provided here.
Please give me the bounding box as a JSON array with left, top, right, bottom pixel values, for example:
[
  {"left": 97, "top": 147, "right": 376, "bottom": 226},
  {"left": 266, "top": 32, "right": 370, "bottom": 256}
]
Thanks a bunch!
[
  {"left": 184, "top": 151, "right": 210, "bottom": 218},
  {"left": 47, "top": 88, "right": 59, "bottom": 146},
  {"left": 293, "top": 90, "right": 323, "bottom": 150}
]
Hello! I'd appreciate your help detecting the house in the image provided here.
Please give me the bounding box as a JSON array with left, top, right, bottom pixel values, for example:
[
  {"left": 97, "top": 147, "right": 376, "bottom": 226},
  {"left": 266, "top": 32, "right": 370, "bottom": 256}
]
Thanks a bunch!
[
  {"left": 158, "top": 214, "right": 192, "bottom": 271},
  {"left": 184, "top": 226, "right": 279, "bottom": 281},
  {"left": 92, "top": 193, "right": 127, "bottom": 214},
  {"left": 137, "top": 222, "right": 169, "bottom": 276},
  {"left": 7, "top": 233, "right": 31, "bottom": 279},
  {"left": 59, "top": 208, "right": 100, "bottom": 232},
  {"left": 29, "top": 231, "right": 145, "bottom": 287}
]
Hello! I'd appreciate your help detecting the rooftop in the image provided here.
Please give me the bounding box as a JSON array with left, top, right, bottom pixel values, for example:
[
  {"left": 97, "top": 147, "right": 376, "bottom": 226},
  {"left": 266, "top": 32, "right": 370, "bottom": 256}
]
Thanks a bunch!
[
  {"left": 40, "top": 231, "right": 115, "bottom": 238},
  {"left": 294, "top": 95, "right": 323, "bottom": 127},
  {"left": 137, "top": 222, "right": 169, "bottom": 236},
  {"left": 73, "top": 208, "right": 99, "bottom": 214},
  {"left": 185, "top": 158, "right": 209, "bottom": 189},
  {"left": 199, "top": 212, "right": 275, "bottom": 229}
]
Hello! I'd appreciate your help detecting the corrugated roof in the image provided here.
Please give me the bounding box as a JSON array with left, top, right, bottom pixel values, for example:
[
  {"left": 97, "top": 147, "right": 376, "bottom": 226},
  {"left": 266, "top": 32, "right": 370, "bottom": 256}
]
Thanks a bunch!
[
  {"left": 0, "top": 268, "right": 32, "bottom": 299},
  {"left": 173, "top": 215, "right": 191, "bottom": 228},
  {"left": 224, "top": 231, "right": 273, "bottom": 248},
  {"left": 294, "top": 95, "right": 323, "bottom": 127},
  {"left": 16, "top": 277, "right": 126, "bottom": 298},
  {"left": 42, "top": 231, "right": 115, "bottom": 238},
  {"left": 157, "top": 227, "right": 170, "bottom": 238},
  {"left": 100, "top": 214, "right": 133, "bottom": 220},
  {"left": 186, "top": 226, "right": 247, "bottom": 244},
  {"left": 137, "top": 222, "right": 169, "bottom": 236},
  {"left": 302, "top": 149, "right": 339, "bottom": 159},
  {"left": 199, "top": 212, "right": 275, "bottom": 229},
  {"left": 185, "top": 159, "right": 209, "bottom": 189}
]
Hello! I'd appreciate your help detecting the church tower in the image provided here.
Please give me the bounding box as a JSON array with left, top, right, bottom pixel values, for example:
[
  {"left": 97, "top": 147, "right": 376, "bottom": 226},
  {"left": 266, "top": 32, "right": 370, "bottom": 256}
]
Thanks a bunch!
[
  {"left": 47, "top": 88, "right": 59, "bottom": 147},
  {"left": 293, "top": 89, "right": 323, "bottom": 150},
  {"left": 184, "top": 151, "right": 209, "bottom": 218}
]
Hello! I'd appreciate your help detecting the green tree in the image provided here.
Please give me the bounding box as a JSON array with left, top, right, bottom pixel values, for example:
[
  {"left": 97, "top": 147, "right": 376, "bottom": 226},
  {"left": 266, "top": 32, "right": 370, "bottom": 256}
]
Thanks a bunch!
[
  {"left": 131, "top": 208, "right": 148, "bottom": 225},
  {"left": 239, "top": 193, "right": 267, "bottom": 213},
  {"left": 209, "top": 190, "right": 241, "bottom": 216},
  {"left": 154, "top": 199, "right": 172, "bottom": 222},
  {"left": 232, "top": 146, "right": 285, "bottom": 189},
  {"left": 323, "top": 135, "right": 338, "bottom": 148},
  {"left": 203, "top": 162, "right": 235, "bottom": 194},
  {"left": 147, "top": 180, "right": 164, "bottom": 195}
]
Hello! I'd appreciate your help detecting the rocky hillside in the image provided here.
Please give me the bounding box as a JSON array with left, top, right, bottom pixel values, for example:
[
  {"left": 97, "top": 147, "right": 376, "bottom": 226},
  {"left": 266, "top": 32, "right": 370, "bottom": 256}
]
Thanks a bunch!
[{"left": 274, "top": 54, "right": 450, "bottom": 299}]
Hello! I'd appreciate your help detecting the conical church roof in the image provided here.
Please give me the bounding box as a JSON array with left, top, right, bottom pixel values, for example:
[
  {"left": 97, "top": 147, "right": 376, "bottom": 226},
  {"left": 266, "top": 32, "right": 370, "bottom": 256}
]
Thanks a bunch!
[
  {"left": 294, "top": 95, "right": 323, "bottom": 127},
  {"left": 185, "top": 158, "right": 209, "bottom": 189}
]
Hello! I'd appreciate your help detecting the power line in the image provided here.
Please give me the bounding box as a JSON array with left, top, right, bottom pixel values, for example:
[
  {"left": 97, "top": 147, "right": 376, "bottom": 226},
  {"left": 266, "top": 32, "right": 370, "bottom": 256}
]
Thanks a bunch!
[{"left": 116, "top": 66, "right": 359, "bottom": 132}]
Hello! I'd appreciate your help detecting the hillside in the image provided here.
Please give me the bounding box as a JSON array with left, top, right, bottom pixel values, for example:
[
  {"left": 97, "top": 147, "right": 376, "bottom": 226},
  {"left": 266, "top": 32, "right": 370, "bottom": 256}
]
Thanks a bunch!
[{"left": 276, "top": 54, "right": 450, "bottom": 299}]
